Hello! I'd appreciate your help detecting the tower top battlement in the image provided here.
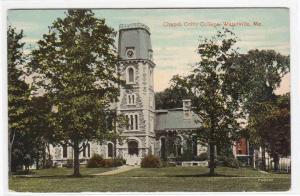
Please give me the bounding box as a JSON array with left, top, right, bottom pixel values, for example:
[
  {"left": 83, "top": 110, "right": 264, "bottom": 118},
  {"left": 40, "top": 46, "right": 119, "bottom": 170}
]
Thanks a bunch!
[{"left": 119, "top": 23, "right": 150, "bottom": 34}]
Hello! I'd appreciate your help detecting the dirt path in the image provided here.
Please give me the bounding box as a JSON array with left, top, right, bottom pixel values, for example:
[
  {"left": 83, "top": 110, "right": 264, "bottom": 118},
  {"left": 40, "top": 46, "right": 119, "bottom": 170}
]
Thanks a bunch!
[{"left": 94, "top": 165, "right": 139, "bottom": 176}]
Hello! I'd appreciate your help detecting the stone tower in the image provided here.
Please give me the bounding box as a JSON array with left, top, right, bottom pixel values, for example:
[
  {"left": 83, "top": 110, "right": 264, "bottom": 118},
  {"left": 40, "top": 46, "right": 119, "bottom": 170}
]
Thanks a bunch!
[{"left": 116, "top": 23, "right": 156, "bottom": 165}]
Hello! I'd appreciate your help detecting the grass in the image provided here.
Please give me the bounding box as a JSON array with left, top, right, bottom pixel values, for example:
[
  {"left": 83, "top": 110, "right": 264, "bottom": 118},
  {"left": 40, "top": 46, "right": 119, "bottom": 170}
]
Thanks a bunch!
[
  {"left": 9, "top": 166, "right": 290, "bottom": 192},
  {"left": 33, "top": 166, "right": 114, "bottom": 176}
]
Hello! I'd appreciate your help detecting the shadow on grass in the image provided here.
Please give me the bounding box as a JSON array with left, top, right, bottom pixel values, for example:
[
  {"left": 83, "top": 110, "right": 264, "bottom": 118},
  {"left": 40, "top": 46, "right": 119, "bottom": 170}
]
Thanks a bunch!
[
  {"left": 167, "top": 173, "right": 240, "bottom": 178},
  {"left": 13, "top": 175, "right": 97, "bottom": 179}
]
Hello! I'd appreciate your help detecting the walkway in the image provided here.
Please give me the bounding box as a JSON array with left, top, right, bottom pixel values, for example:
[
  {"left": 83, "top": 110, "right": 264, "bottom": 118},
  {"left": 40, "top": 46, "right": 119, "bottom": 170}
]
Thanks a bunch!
[{"left": 94, "top": 165, "right": 139, "bottom": 176}]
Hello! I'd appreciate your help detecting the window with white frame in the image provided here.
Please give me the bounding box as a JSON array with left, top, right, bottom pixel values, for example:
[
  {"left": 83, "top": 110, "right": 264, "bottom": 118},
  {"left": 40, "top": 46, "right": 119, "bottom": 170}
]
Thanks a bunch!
[
  {"left": 125, "top": 114, "right": 139, "bottom": 131},
  {"left": 127, "top": 94, "right": 135, "bottom": 105}
]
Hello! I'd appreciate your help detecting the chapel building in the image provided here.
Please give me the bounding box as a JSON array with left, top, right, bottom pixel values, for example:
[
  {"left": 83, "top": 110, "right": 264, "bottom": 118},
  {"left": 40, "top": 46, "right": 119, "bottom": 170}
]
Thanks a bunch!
[{"left": 50, "top": 23, "right": 249, "bottom": 165}]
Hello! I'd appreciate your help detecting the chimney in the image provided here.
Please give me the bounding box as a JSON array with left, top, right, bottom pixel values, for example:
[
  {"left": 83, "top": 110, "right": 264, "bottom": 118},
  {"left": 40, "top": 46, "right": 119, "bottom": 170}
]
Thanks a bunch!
[{"left": 183, "top": 99, "right": 191, "bottom": 119}]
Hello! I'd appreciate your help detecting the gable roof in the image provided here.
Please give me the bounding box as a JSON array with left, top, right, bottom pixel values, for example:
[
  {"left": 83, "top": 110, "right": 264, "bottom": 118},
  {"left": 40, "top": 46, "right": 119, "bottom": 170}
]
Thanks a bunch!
[{"left": 155, "top": 108, "right": 202, "bottom": 131}]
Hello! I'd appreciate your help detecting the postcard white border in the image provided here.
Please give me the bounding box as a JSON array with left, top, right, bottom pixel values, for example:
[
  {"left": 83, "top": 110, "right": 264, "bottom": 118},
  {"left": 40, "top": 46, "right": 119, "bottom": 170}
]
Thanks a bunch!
[{"left": 1, "top": 0, "right": 299, "bottom": 196}]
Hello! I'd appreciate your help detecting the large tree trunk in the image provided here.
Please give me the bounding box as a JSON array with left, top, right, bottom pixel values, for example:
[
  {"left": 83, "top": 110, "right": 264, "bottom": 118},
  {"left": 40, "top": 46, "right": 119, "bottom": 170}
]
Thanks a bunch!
[
  {"left": 73, "top": 139, "right": 81, "bottom": 177},
  {"left": 8, "top": 130, "right": 15, "bottom": 176},
  {"left": 8, "top": 143, "right": 12, "bottom": 175},
  {"left": 209, "top": 142, "right": 215, "bottom": 175}
]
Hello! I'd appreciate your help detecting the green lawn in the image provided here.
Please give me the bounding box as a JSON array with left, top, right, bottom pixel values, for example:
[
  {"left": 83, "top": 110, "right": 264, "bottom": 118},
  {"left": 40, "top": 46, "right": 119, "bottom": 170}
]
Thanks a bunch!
[
  {"left": 9, "top": 166, "right": 290, "bottom": 192},
  {"left": 29, "top": 166, "right": 114, "bottom": 177}
]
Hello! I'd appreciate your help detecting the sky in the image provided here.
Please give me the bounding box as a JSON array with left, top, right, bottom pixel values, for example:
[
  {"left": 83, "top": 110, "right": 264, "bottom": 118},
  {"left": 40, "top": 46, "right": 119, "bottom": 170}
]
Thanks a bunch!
[{"left": 7, "top": 8, "right": 290, "bottom": 94}]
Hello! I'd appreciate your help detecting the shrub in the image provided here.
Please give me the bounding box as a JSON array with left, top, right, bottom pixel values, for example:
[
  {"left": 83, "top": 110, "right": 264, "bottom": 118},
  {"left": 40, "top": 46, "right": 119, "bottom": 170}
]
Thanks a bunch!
[
  {"left": 141, "top": 155, "right": 161, "bottom": 168},
  {"left": 100, "top": 159, "right": 113, "bottom": 167},
  {"left": 86, "top": 154, "right": 103, "bottom": 168},
  {"left": 112, "top": 158, "right": 125, "bottom": 167},
  {"left": 223, "top": 157, "right": 240, "bottom": 168},
  {"left": 198, "top": 152, "right": 208, "bottom": 161}
]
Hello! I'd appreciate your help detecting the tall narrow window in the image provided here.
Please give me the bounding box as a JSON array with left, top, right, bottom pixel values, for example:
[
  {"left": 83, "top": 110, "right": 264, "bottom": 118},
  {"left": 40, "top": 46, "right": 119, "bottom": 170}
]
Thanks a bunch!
[
  {"left": 161, "top": 138, "right": 166, "bottom": 160},
  {"left": 135, "top": 115, "right": 138, "bottom": 130},
  {"left": 63, "top": 145, "right": 68, "bottom": 158},
  {"left": 128, "top": 67, "right": 134, "bottom": 83},
  {"left": 128, "top": 95, "right": 131, "bottom": 104},
  {"left": 108, "top": 143, "right": 113, "bottom": 157},
  {"left": 127, "top": 94, "right": 136, "bottom": 105},
  {"left": 126, "top": 115, "right": 129, "bottom": 130},
  {"left": 130, "top": 115, "right": 134, "bottom": 130}
]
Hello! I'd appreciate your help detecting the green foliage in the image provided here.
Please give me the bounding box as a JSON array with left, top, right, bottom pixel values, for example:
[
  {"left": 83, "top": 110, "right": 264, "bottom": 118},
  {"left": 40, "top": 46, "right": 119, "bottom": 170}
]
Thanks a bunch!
[
  {"left": 198, "top": 152, "right": 208, "bottom": 161},
  {"left": 86, "top": 154, "right": 125, "bottom": 168},
  {"left": 7, "top": 26, "right": 31, "bottom": 173},
  {"left": 231, "top": 49, "right": 289, "bottom": 170},
  {"left": 100, "top": 159, "right": 113, "bottom": 168},
  {"left": 141, "top": 155, "right": 161, "bottom": 168},
  {"left": 223, "top": 157, "right": 240, "bottom": 169},
  {"left": 171, "top": 28, "right": 242, "bottom": 174},
  {"left": 217, "top": 155, "right": 240, "bottom": 168},
  {"left": 155, "top": 84, "right": 189, "bottom": 109},
  {"left": 28, "top": 9, "right": 126, "bottom": 176},
  {"left": 86, "top": 154, "right": 103, "bottom": 168},
  {"left": 112, "top": 158, "right": 126, "bottom": 167},
  {"left": 247, "top": 94, "right": 290, "bottom": 171}
]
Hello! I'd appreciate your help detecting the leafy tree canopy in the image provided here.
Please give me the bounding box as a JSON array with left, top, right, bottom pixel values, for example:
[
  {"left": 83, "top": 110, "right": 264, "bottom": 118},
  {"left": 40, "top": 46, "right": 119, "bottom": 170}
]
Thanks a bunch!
[
  {"left": 29, "top": 9, "right": 126, "bottom": 176},
  {"left": 171, "top": 29, "right": 242, "bottom": 174}
]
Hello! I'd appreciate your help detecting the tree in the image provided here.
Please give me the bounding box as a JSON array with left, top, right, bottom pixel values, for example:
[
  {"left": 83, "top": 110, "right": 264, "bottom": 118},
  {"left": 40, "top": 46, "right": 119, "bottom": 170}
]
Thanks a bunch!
[
  {"left": 265, "top": 94, "right": 290, "bottom": 171},
  {"left": 155, "top": 79, "right": 189, "bottom": 109},
  {"left": 172, "top": 29, "right": 242, "bottom": 175},
  {"left": 249, "top": 94, "right": 290, "bottom": 171},
  {"left": 7, "top": 26, "right": 30, "bottom": 174},
  {"left": 29, "top": 9, "right": 125, "bottom": 177},
  {"left": 26, "top": 96, "right": 53, "bottom": 169},
  {"left": 231, "top": 49, "right": 289, "bottom": 170}
]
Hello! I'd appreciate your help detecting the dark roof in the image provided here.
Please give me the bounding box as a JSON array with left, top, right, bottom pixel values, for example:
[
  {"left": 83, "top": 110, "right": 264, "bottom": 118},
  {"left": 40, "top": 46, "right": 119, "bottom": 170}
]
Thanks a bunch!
[{"left": 155, "top": 108, "right": 202, "bottom": 131}]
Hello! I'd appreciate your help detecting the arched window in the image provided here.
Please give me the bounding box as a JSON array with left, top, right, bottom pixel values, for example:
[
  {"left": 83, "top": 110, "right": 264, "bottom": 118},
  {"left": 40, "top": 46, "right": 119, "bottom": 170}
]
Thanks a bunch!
[
  {"left": 160, "top": 137, "right": 166, "bottom": 160},
  {"left": 108, "top": 143, "right": 113, "bottom": 158},
  {"left": 128, "top": 140, "right": 139, "bottom": 155},
  {"left": 128, "top": 67, "right": 134, "bottom": 83}
]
